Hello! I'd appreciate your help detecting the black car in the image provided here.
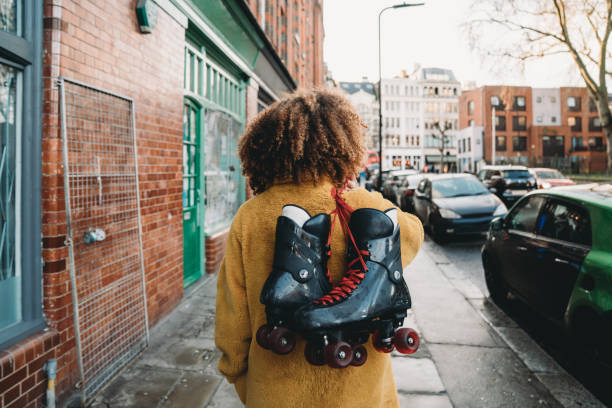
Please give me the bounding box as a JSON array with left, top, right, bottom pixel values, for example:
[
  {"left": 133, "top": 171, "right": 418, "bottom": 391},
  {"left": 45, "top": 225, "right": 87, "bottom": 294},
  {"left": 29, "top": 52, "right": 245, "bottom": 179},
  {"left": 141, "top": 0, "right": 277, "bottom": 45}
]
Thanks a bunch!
[
  {"left": 413, "top": 174, "right": 507, "bottom": 243},
  {"left": 477, "top": 165, "right": 536, "bottom": 206},
  {"left": 381, "top": 170, "right": 418, "bottom": 205},
  {"left": 396, "top": 174, "right": 425, "bottom": 213}
]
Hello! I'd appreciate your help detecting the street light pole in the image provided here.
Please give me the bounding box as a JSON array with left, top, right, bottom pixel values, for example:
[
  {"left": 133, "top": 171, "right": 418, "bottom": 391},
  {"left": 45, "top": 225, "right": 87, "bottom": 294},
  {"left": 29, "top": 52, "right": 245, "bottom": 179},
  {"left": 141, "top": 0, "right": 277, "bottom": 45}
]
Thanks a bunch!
[{"left": 377, "top": 2, "right": 424, "bottom": 191}]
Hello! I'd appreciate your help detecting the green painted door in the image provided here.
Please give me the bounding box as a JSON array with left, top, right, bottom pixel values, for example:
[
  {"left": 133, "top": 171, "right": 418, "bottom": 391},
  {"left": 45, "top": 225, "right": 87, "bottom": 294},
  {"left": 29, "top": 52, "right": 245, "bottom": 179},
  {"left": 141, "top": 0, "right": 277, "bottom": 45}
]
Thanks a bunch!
[{"left": 182, "top": 102, "right": 202, "bottom": 286}]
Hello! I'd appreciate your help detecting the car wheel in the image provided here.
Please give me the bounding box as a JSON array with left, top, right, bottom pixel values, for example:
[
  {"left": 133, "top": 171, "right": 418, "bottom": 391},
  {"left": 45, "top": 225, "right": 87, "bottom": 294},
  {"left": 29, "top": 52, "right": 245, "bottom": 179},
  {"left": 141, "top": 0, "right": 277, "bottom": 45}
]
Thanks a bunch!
[{"left": 483, "top": 253, "right": 508, "bottom": 308}]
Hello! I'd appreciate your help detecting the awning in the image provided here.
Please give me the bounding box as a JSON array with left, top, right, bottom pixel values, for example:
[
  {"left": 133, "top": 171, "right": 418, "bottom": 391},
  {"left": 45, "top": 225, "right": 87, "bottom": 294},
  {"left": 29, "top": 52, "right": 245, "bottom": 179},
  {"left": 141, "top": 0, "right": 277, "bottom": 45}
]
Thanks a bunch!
[{"left": 425, "top": 155, "right": 457, "bottom": 163}]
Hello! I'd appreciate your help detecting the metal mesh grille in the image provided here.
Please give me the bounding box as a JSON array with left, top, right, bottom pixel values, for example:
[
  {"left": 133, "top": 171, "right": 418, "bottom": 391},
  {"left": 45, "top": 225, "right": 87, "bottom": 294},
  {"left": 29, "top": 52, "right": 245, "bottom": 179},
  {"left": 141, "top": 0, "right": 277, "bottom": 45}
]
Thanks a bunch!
[{"left": 59, "top": 78, "right": 148, "bottom": 400}]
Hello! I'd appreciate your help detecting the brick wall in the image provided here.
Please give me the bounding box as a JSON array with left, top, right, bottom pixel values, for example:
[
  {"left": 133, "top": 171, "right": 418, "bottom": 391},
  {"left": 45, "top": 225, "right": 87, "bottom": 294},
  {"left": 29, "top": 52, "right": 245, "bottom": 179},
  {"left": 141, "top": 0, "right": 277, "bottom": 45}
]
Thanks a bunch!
[
  {"left": 0, "top": 1, "right": 186, "bottom": 406},
  {"left": 205, "top": 230, "right": 229, "bottom": 275}
]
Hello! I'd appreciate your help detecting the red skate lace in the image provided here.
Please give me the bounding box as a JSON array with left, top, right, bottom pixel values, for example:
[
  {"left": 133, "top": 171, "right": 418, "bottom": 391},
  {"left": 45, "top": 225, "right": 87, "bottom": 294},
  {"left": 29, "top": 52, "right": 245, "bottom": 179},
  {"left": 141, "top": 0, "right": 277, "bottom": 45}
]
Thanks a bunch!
[{"left": 314, "top": 183, "right": 369, "bottom": 305}]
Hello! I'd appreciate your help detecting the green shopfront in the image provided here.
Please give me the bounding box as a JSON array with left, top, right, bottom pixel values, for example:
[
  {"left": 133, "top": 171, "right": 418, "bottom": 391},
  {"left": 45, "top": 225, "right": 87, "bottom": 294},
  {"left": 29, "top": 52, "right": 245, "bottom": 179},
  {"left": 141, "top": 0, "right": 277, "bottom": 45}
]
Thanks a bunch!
[{"left": 177, "top": 0, "right": 295, "bottom": 285}]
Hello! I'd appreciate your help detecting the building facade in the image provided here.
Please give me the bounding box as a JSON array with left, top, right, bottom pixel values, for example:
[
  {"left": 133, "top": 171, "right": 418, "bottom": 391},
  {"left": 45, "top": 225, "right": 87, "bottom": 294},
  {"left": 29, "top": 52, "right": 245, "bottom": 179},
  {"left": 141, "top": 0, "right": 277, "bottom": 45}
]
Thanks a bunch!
[
  {"left": 339, "top": 80, "right": 379, "bottom": 151},
  {"left": 246, "top": 0, "right": 325, "bottom": 87},
  {"left": 380, "top": 68, "right": 460, "bottom": 172},
  {"left": 0, "top": 1, "right": 295, "bottom": 406},
  {"left": 457, "top": 126, "right": 484, "bottom": 173},
  {"left": 460, "top": 86, "right": 606, "bottom": 173}
]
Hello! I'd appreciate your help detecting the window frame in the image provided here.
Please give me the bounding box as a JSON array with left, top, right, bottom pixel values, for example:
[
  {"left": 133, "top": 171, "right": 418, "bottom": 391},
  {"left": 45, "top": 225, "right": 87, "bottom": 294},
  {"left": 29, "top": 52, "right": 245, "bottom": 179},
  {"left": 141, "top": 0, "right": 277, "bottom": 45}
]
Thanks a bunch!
[{"left": 0, "top": 0, "right": 44, "bottom": 349}]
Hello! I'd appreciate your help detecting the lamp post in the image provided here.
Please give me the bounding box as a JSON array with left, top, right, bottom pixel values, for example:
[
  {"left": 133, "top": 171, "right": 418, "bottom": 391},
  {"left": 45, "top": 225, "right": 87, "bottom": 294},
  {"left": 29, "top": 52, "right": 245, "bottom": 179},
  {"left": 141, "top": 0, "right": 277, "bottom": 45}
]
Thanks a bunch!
[{"left": 378, "top": 2, "right": 424, "bottom": 191}]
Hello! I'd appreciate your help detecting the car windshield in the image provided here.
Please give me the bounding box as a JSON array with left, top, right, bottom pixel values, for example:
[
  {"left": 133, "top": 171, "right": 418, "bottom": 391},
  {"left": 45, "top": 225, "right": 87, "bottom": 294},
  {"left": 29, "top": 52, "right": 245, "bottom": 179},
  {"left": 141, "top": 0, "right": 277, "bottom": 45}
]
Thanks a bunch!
[
  {"left": 432, "top": 177, "right": 489, "bottom": 198},
  {"left": 502, "top": 170, "right": 530, "bottom": 178},
  {"left": 536, "top": 170, "right": 564, "bottom": 179}
]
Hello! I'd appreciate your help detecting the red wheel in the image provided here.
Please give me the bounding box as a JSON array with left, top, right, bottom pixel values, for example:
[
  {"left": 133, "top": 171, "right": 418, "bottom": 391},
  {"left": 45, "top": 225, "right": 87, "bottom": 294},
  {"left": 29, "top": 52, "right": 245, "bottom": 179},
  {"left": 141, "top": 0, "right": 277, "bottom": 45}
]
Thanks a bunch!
[
  {"left": 256, "top": 324, "right": 272, "bottom": 349},
  {"left": 324, "top": 341, "right": 353, "bottom": 369},
  {"left": 304, "top": 342, "right": 325, "bottom": 366},
  {"left": 350, "top": 344, "right": 367, "bottom": 366},
  {"left": 372, "top": 330, "right": 395, "bottom": 353},
  {"left": 394, "top": 328, "right": 420, "bottom": 354},
  {"left": 269, "top": 327, "right": 296, "bottom": 355}
]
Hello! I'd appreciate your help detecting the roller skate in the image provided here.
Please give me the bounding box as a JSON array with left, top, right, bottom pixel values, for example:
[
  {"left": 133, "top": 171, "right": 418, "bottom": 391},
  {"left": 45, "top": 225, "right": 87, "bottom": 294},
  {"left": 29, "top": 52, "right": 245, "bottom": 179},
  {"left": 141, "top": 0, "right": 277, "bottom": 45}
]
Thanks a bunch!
[
  {"left": 257, "top": 205, "right": 332, "bottom": 355},
  {"left": 294, "top": 208, "right": 420, "bottom": 368}
]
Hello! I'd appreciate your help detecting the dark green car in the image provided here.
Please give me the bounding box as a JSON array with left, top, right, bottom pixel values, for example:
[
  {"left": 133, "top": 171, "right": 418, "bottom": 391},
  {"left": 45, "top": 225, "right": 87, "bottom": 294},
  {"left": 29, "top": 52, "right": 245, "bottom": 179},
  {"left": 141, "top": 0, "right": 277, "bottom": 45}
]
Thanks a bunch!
[{"left": 482, "top": 185, "right": 612, "bottom": 360}]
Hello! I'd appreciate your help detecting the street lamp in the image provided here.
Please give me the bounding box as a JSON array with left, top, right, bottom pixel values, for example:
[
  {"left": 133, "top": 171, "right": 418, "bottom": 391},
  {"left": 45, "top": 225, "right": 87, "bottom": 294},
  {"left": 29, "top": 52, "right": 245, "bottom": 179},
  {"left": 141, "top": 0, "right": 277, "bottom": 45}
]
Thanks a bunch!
[{"left": 378, "top": 2, "right": 424, "bottom": 191}]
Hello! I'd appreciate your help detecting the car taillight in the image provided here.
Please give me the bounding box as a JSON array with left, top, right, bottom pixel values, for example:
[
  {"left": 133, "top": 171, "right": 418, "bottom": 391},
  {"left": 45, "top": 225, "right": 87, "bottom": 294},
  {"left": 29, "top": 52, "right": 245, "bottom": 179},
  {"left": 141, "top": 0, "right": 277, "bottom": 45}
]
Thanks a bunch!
[{"left": 405, "top": 189, "right": 414, "bottom": 197}]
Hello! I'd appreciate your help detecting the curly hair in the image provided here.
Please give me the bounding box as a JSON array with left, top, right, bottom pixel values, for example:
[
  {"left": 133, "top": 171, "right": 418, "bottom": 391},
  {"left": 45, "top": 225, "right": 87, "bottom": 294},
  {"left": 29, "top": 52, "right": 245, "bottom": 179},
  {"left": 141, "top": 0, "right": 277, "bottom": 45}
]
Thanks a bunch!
[{"left": 239, "top": 88, "right": 366, "bottom": 194}]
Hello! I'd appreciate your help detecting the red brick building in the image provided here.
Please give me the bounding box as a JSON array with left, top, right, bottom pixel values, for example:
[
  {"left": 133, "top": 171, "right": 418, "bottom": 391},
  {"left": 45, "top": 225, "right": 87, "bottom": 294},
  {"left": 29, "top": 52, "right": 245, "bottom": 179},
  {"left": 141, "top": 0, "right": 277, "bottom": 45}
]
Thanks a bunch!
[
  {"left": 459, "top": 86, "right": 607, "bottom": 172},
  {"left": 0, "top": 1, "right": 295, "bottom": 406},
  {"left": 247, "top": 0, "right": 325, "bottom": 87}
]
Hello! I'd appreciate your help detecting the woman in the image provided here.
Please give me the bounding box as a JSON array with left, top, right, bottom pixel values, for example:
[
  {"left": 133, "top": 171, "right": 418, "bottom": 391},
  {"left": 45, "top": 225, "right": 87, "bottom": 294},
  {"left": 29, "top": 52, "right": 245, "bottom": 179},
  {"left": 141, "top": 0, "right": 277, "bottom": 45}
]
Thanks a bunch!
[{"left": 214, "top": 88, "right": 423, "bottom": 407}]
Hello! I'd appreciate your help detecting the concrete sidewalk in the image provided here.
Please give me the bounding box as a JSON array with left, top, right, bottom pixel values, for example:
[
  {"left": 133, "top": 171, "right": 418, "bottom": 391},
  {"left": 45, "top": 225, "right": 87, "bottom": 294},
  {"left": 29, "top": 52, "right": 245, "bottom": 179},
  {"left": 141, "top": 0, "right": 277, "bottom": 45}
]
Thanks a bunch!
[{"left": 90, "top": 243, "right": 604, "bottom": 408}]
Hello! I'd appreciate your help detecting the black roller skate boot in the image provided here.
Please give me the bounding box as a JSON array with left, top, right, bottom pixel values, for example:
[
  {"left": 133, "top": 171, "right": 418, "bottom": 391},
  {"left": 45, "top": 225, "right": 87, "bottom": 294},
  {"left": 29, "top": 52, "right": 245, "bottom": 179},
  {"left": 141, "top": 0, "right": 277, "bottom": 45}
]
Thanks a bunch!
[
  {"left": 257, "top": 205, "right": 332, "bottom": 355},
  {"left": 294, "top": 208, "right": 419, "bottom": 368}
]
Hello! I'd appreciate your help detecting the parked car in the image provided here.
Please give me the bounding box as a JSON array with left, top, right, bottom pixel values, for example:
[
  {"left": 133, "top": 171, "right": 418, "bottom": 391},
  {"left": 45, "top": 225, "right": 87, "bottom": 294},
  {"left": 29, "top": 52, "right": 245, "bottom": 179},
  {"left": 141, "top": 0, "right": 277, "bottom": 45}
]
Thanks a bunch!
[
  {"left": 482, "top": 185, "right": 612, "bottom": 363},
  {"left": 413, "top": 174, "right": 507, "bottom": 243},
  {"left": 529, "top": 167, "right": 575, "bottom": 189},
  {"left": 477, "top": 165, "right": 536, "bottom": 206},
  {"left": 381, "top": 169, "right": 418, "bottom": 204},
  {"left": 396, "top": 174, "right": 425, "bottom": 213}
]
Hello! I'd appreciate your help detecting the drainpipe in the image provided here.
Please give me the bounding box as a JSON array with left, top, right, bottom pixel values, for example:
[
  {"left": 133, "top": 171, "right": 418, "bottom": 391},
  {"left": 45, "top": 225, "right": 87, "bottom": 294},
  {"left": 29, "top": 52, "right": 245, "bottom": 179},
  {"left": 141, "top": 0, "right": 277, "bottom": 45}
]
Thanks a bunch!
[{"left": 44, "top": 359, "right": 57, "bottom": 408}]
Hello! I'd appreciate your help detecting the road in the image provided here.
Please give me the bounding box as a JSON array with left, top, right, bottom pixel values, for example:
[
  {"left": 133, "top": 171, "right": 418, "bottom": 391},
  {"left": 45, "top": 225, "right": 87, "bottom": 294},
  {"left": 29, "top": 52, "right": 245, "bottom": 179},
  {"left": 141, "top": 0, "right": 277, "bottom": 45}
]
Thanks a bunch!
[{"left": 426, "top": 231, "right": 612, "bottom": 407}]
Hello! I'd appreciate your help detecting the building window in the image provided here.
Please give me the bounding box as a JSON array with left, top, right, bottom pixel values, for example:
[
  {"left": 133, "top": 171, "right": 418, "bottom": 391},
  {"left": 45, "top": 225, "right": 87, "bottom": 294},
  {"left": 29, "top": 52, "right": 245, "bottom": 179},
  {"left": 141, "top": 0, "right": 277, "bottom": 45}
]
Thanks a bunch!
[
  {"left": 589, "top": 117, "right": 603, "bottom": 132},
  {"left": 536, "top": 115, "right": 543, "bottom": 123},
  {"left": 468, "top": 138, "right": 471, "bottom": 152},
  {"left": 495, "top": 116, "right": 506, "bottom": 131},
  {"left": 550, "top": 96, "right": 557, "bottom": 103},
  {"left": 0, "top": 0, "right": 44, "bottom": 348},
  {"left": 512, "top": 116, "right": 527, "bottom": 131},
  {"left": 496, "top": 136, "right": 507, "bottom": 151},
  {"left": 513, "top": 136, "right": 527, "bottom": 151},
  {"left": 536, "top": 96, "right": 542, "bottom": 103},
  {"left": 468, "top": 100, "right": 474, "bottom": 115},
  {"left": 468, "top": 119, "right": 474, "bottom": 127},
  {"left": 567, "top": 96, "right": 581, "bottom": 112},
  {"left": 551, "top": 116, "right": 557, "bottom": 123},
  {"left": 568, "top": 116, "right": 582, "bottom": 132},
  {"left": 589, "top": 98, "right": 598, "bottom": 113},
  {"left": 490, "top": 95, "right": 500, "bottom": 106},
  {"left": 512, "top": 96, "right": 526, "bottom": 111},
  {"left": 571, "top": 136, "right": 583, "bottom": 151},
  {"left": 589, "top": 136, "right": 603, "bottom": 148}
]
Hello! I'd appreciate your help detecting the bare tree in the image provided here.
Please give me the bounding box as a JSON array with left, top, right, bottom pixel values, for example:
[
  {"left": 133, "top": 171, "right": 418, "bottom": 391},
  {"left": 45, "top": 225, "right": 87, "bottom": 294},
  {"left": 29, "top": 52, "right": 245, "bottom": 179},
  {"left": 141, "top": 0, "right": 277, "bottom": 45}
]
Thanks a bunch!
[
  {"left": 432, "top": 121, "right": 452, "bottom": 173},
  {"left": 466, "top": 0, "right": 612, "bottom": 174}
]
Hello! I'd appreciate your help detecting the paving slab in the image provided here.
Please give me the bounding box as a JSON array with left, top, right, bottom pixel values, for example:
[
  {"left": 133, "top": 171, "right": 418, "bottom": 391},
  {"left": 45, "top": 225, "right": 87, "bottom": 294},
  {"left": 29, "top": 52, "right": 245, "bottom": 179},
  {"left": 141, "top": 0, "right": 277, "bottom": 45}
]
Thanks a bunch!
[
  {"left": 535, "top": 373, "right": 606, "bottom": 408},
  {"left": 429, "top": 343, "right": 562, "bottom": 408},
  {"left": 405, "top": 251, "right": 502, "bottom": 347},
  {"left": 448, "top": 277, "right": 485, "bottom": 299},
  {"left": 495, "top": 327, "right": 563, "bottom": 374},
  {"left": 93, "top": 366, "right": 181, "bottom": 408},
  {"left": 397, "top": 393, "right": 453, "bottom": 408},
  {"left": 162, "top": 372, "right": 222, "bottom": 408},
  {"left": 205, "top": 379, "right": 243, "bottom": 408},
  {"left": 134, "top": 336, "right": 219, "bottom": 372},
  {"left": 393, "top": 357, "right": 446, "bottom": 394}
]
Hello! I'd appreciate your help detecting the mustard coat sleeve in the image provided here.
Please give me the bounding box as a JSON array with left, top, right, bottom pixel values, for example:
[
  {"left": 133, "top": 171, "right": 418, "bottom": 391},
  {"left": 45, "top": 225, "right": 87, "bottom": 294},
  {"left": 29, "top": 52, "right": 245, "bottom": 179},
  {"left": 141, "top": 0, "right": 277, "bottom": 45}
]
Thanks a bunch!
[{"left": 215, "top": 215, "right": 250, "bottom": 403}]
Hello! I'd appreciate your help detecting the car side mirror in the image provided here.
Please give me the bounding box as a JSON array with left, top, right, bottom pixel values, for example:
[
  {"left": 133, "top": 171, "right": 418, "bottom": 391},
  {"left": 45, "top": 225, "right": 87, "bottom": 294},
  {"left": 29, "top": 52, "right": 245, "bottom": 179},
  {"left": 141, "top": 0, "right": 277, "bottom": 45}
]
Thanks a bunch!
[{"left": 490, "top": 217, "right": 504, "bottom": 231}]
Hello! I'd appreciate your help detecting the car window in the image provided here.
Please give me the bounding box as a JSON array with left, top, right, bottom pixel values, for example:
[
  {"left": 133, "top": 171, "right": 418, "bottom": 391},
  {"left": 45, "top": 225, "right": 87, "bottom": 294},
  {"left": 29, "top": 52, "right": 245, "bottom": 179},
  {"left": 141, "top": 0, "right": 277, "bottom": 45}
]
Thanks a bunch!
[
  {"left": 432, "top": 177, "right": 489, "bottom": 198},
  {"left": 536, "top": 170, "right": 564, "bottom": 179},
  {"left": 537, "top": 201, "right": 591, "bottom": 246},
  {"left": 503, "top": 169, "right": 530, "bottom": 178},
  {"left": 417, "top": 179, "right": 427, "bottom": 193},
  {"left": 507, "top": 196, "right": 545, "bottom": 233},
  {"left": 477, "top": 170, "right": 486, "bottom": 180}
]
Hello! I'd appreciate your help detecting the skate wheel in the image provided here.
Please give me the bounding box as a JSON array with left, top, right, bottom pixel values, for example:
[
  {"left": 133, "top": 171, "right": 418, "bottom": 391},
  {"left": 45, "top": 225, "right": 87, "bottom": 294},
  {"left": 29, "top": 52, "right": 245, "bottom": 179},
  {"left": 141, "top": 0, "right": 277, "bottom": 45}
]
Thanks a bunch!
[
  {"left": 394, "top": 328, "right": 420, "bottom": 354},
  {"left": 350, "top": 344, "right": 367, "bottom": 366},
  {"left": 372, "top": 330, "right": 395, "bottom": 353},
  {"left": 325, "top": 341, "right": 353, "bottom": 369},
  {"left": 256, "top": 324, "right": 272, "bottom": 350},
  {"left": 269, "top": 327, "right": 296, "bottom": 355},
  {"left": 304, "top": 342, "right": 326, "bottom": 366}
]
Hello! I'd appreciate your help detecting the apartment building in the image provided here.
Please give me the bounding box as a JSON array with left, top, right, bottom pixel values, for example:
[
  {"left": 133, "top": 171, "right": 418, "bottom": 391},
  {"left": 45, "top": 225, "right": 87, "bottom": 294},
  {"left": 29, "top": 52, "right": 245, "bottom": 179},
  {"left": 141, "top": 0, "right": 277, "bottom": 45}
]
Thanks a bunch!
[{"left": 339, "top": 80, "right": 379, "bottom": 151}]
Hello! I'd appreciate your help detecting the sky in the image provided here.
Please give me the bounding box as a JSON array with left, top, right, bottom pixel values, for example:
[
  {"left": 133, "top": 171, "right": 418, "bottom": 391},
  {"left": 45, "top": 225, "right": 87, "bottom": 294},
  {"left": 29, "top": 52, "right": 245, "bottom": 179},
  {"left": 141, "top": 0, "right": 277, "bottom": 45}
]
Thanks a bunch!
[{"left": 323, "top": 0, "right": 584, "bottom": 87}]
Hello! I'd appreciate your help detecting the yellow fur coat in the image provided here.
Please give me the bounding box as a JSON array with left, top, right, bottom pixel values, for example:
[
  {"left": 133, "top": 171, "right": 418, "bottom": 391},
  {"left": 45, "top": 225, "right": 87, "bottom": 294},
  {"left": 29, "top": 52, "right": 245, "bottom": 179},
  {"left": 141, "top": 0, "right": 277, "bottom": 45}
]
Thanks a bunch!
[{"left": 215, "top": 180, "right": 424, "bottom": 407}]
